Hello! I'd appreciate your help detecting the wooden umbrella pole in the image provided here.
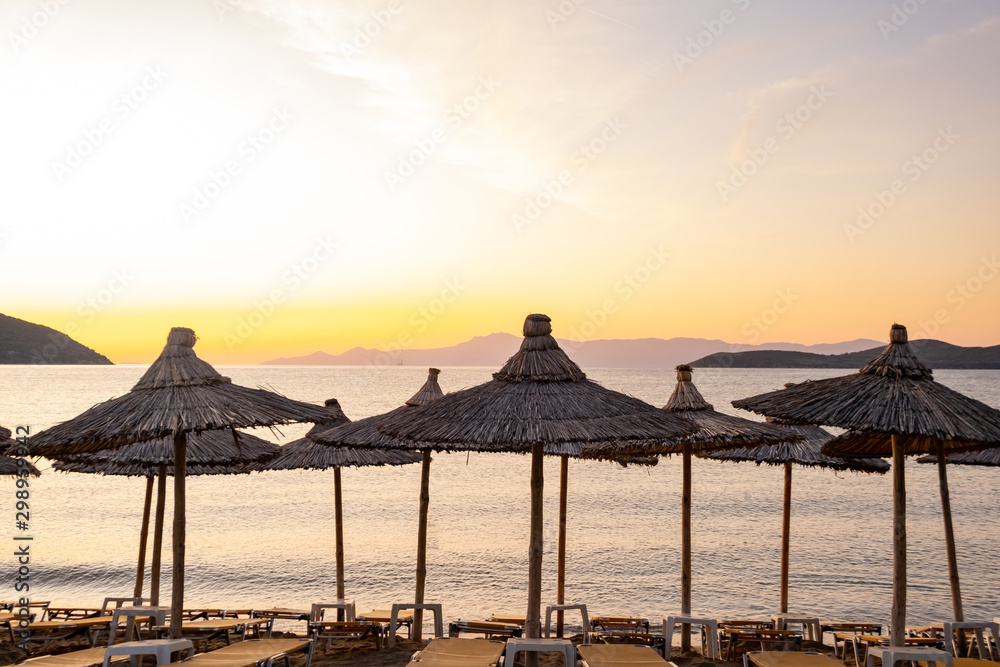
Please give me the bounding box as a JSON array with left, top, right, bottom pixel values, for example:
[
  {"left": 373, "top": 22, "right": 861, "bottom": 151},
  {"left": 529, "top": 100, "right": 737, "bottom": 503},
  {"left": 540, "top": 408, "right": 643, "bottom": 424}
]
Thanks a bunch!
[
  {"left": 334, "top": 466, "right": 345, "bottom": 620},
  {"left": 526, "top": 443, "right": 544, "bottom": 647},
  {"left": 414, "top": 450, "right": 431, "bottom": 643},
  {"left": 780, "top": 462, "right": 792, "bottom": 614},
  {"left": 133, "top": 475, "right": 154, "bottom": 599},
  {"left": 890, "top": 434, "right": 906, "bottom": 646},
  {"left": 936, "top": 442, "right": 965, "bottom": 626},
  {"left": 681, "top": 443, "right": 692, "bottom": 653},
  {"left": 556, "top": 455, "right": 568, "bottom": 637},
  {"left": 150, "top": 466, "right": 167, "bottom": 607},
  {"left": 169, "top": 432, "right": 187, "bottom": 639}
]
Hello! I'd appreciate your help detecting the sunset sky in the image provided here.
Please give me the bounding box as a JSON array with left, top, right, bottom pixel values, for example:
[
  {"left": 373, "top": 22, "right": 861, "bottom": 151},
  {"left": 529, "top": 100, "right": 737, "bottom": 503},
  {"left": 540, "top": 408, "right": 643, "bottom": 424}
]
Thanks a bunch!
[{"left": 3, "top": 0, "right": 998, "bottom": 364}]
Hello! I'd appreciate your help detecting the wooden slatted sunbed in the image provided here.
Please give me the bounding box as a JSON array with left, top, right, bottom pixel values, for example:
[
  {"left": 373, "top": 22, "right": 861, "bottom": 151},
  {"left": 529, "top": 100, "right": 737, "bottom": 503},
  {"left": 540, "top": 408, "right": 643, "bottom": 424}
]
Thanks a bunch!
[
  {"left": 578, "top": 644, "right": 676, "bottom": 667},
  {"left": 410, "top": 637, "right": 506, "bottom": 666}
]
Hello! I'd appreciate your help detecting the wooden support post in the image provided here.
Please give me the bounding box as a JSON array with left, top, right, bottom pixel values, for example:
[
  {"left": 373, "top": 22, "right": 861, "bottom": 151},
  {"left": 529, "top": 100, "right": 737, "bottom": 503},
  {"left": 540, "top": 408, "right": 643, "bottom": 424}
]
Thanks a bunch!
[
  {"left": 169, "top": 432, "right": 187, "bottom": 639},
  {"left": 681, "top": 443, "right": 692, "bottom": 653},
  {"left": 936, "top": 442, "right": 966, "bottom": 653},
  {"left": 133, "top": 475, "right": 154, "bottom": 600},
  {"left": 890, "top": 434, "right": 906, "bottom": 646},
  {"left": 334, "top": 466, "right": 345, "bottom": 621},
  {"left": 557, "top": 455, "right": 568, "bottom": 637},
  {"left": 414, "top": 450, "right": 431, "bottom": 642},
  {"left": 780, "top": 462, "right": 793, "bottom": 614},
  {"left": 150, "top": 466, "right": 167, "bottom": 607},
  {"left": 525, "top": 443, "right": 544, "bottom": 667}
]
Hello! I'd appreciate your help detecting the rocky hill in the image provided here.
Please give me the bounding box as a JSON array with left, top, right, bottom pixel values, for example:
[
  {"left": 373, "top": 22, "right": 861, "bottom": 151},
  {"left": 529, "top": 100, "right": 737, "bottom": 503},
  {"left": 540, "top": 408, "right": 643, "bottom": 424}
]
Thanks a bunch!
[{"left": 0, "top": 314, "right": 113, "bottom": 364}]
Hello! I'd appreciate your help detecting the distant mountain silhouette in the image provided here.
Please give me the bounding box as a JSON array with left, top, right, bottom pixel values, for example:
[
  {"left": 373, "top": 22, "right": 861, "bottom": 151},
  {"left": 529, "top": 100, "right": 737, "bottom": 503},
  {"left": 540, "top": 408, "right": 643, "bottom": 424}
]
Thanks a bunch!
[
  {"left": 262, "top": 333, "right": 885, "bottom": 368},
  {"left": 690, "top": 339, "right": 1000, "bottom": 370},
  {"left": 0, "top": 314, "right": 113, "bottom": 364}
]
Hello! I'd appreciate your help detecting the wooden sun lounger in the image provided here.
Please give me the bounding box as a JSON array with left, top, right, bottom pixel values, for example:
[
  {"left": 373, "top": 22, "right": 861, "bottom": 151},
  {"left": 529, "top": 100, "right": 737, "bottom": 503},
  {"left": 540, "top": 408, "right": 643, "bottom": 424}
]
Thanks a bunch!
[
  {"left": 411, "top": 637, "right": 506, "bottom": 666},
  {"left": 722, "top": 628, "right": 803, "bottom": 660},
  {"left": 18, "top": 647, "right": 130, "bottom": 667},
  {"left": 579, "top": 644, "right": 676, "bottom": 666},
  {"left": 745, "top": 652, "right": 844, "bottom": 667},
  {"left": 448, "top": 619, "right": 523, "bottom": 639},
  {"left": 157, "top": 638, "right": 312, "bottom": 667},
  {"left": 488, "top": 614, "right": 526, "bottom": 625},
  {"left": 819, "top": 623, "right": 882, "bottom": 661},
  {"left": 12, "top": 616, "right": 127, "bottom": 653},
  {"left": 184, "top": 609, "right": 255, "bottom": 620},
  {"left": 309, "top": 620, "right": 380, "bottom": 653},
  {"left": 45, "top": 608, "right": 104, "bottom": 621},
  {"left": 849, "top": 634, "right": 940, "bottom": 667},
  {"left": 155, "top": 618, "right": 273, "bottom": 650},
  {"left": 356, "top": 609, "right": 414, "bottom": 639}
]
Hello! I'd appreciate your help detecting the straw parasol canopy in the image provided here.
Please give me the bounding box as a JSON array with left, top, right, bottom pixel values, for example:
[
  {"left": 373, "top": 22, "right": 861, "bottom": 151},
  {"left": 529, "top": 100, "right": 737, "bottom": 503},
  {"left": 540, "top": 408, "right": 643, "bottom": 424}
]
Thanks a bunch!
[
  {"left": 310, "top": 372, "right": 441, "bottom": 640},
  {"left": 700, "top": 409, "right": 888, "bottom": 612},
  {"left": 733, "top": 324, "right": 1000, "bottom": 644},
  {"left": 28, "top": 327, "right": 329, "bottom": 637},
  {"left": 375, "top": 314, "right": 699, "bottom": 642},
  {"left": 263, "top": 396, "right": 422, "bottom": 617}
]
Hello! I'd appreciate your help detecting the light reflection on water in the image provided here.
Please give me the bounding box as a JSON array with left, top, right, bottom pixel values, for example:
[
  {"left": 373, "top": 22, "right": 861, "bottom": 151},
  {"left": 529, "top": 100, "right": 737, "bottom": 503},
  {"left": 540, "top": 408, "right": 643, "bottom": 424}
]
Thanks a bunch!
[{"left": 2, "top": 365, "right": 998, "bottom": 629}]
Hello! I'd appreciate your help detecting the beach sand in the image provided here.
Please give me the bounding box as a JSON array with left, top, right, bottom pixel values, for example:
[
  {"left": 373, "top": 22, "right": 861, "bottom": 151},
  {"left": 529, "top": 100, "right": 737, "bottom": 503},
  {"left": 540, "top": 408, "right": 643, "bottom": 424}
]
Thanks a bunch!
[{"left": 0, "top": 630, "right": 838, "bottom": 666}]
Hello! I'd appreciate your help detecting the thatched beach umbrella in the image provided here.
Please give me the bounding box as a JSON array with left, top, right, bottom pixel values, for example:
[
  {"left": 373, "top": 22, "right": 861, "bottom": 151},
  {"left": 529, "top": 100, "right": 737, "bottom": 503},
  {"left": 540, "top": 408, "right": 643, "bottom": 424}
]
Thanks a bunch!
[
  {"left": 53, "top": 429, "right": 278, "bottom": 605},
  {"left": 698, "top": 413, "right": 889, "bottom": 613},
  {"left": 1, "top": 426, "right": 41, "bottom": 477},
  {"left": 263, "top": 397, "right": 421, "bottom": 617},
  {"left": 734, "top": 324, "right": 1000, "bottom": 645},
  {"left": 374, "top": 314, "right": 698, "bottom": 644},
  {"left": 310, "top": 372, "right": 441, "bottom": 640},
  {"left": 28, "top": 327, "right": 329, "bottom": 637},
  {"left": 588, "top": 364, "right": 792, "bottom": 652}
]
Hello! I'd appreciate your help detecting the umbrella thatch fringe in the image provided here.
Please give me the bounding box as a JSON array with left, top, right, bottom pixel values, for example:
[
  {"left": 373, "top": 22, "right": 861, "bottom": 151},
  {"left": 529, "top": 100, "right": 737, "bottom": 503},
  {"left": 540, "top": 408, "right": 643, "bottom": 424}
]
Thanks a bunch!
[
  {"left": 55, "top": 429, "right": 279, "bottom": 468},
  {"left": 734, "top": 326, "right": 1000, "bottom": 451},
  {"left": 917, "top": 448, "right": 1000, "bottom": 466},
  {"left": 702, "top": 423, "right": 889, "bottom": 473},
  {"left": 492, "top": 315, "right": 587, "bottom": 383},
  {"left": 0, "top": 426, "right": 41, "bottom": 477},
  {"left": 53, "top": 459, "right": 254, "bottom": 477},
  {"left": 263, "top": 437, "right": 422, "bottom": 470},
  {"left": 0, "top": 455, "right": 40, "bottom": 477},
  {"left": 823, "top": 430, "right": 994, "bottom": 458}
]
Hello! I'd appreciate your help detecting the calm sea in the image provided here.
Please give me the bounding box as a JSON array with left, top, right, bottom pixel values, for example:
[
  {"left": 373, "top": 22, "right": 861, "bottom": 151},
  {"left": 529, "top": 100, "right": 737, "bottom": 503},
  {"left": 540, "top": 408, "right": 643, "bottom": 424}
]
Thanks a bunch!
[{"left": 2, "top": 365, "right": 998, "bottom": 631}]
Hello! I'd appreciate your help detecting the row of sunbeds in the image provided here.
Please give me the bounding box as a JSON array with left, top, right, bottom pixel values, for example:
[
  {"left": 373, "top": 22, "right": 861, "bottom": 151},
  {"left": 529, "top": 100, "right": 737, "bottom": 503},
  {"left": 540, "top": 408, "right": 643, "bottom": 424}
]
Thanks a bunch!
[{"left": 6, "top": 598, "right": 998, "bottom": 667}]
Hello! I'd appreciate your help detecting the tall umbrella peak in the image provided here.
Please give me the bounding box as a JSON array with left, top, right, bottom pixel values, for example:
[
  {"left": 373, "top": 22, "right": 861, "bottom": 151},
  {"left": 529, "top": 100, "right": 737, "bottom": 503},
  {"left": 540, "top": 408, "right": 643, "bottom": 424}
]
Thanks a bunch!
[
  {"left": 663, "top": 364, "right": 713, "bottom": 412},
  {"left": 494, "top": 314, "right": 586, "bottom": 383},
  {"left": 859, "top": 323, "right": 932, "bottom": 380},
  {"left": 132, "top": 327, "right": 231, "bottom": 391},
  {"left": 406, "top": 368, "right": 444, "bottom": 407}
]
